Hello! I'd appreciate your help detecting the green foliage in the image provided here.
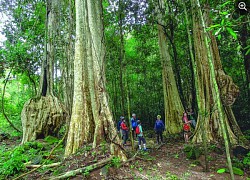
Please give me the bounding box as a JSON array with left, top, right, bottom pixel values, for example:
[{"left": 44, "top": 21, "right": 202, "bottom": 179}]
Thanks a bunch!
[
  {"left": 100, "top": 141, "right": 108, "bottom": 154},
  {"left": 232, "top": 167, "right": 244, "bottom": 176},
  {"left": 0, "top": 74, "right": 35, "bottom": 136},
  {"left": 183, "top": 145, "right": 202, "bottom": 160},
  {"left": 243, "top": 152, "right": 250, "bottom": 166},
  {"left": 44, "top": 136, "right": 59, "bottom": 145},
  {"left": 111, "top": 156, "right": 121, "bottom": 168},
  {"left": 217, "top": 168, "right": 226, "bottom": 174},
  {"left": 0, "top": 146, "right": 28, "bottom": 178},
  {"left": 166, "top": 171, "right": 180, "bottom": 180},
  {"left": 217, "top": 167, "right": 244, "bottom": 176}
]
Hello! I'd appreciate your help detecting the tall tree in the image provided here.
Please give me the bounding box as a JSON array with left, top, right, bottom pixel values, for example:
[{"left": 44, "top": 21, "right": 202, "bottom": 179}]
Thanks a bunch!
[
  {"left": 155, "top": 0, "right": 184, "bottom": 134},
  {"left": 21, "top": 0, "right": 67, "bottom": 144},
  {"left": 65, "top": 0, "right": 126, "bottom": 160},
  {"left": 190, "top": 0, "right": 245, "bottom": 145}
]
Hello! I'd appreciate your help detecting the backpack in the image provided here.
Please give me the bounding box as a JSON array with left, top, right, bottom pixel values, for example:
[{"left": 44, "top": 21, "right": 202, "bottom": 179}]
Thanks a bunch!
[
  {"left": 132, "top": 120, "right": 137, "bottom": 128},
  {"left": 155, "top": 121, "right": 163, "bottom": 130},
  {"left": 183, "top": 124, "right": 190, "bottom": 131},
  {"left": 135, "top": 126, "right": 140, "bottom": 134}
]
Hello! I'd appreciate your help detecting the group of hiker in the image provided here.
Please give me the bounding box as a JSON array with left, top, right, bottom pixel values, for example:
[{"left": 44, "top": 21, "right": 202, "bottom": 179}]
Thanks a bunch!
[
  {"left": 117, "top": 113, "right": 165, "bottom": 151},
  {"left": 117, "top": 109, "right": 196, "bottom": 150}
]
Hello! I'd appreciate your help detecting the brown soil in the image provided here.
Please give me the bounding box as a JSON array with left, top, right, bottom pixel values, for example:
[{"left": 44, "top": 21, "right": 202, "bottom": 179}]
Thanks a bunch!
[{"left": 1, "top": 136, "right": 249, "bottom": 180}]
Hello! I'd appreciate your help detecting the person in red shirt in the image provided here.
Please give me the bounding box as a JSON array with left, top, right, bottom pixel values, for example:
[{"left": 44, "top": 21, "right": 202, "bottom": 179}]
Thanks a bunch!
[
  {"left": 182, "top": 112, "right": 191, "bottom": 143},
  {"left": 121, "top": 119, "right": 129, "bottom": 146}
]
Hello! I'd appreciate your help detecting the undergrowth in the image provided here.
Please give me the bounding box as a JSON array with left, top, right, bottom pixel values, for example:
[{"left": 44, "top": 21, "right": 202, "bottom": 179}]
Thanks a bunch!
[{"left": 0, "top": 136, "right": 61, "bottom": 179}]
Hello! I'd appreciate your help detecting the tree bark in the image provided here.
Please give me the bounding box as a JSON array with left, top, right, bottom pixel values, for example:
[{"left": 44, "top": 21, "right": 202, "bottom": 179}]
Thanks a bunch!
[
  {"left": 155, "top": 0, "right": 184, "bottom": 134},
  {"left": 65, "top": 0, "right": 126, "bottom": 161},
  {"left": 193, "top": 0, "right": 235, "bottom": 179},
  {"left": 21, "top": 0, "right": 67, "bottom": 144}
]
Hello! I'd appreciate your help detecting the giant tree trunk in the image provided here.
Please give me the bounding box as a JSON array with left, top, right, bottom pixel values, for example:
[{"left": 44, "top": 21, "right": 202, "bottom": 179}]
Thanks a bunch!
[
  {"left": 190, "top": 0, "right": 245, "bottom": 145},
  {"left": 156, "top": 0, "right": 184, "bottom": 134},
  {"left": 65, "top": 0, "right": 126, "bottom": 161},
  {"left": 21, "top": 0, "right": 67, "bottom": 144}
]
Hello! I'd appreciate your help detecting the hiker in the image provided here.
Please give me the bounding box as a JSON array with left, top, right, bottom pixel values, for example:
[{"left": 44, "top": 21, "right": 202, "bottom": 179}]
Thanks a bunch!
[
  {"left": 187, "top": 108, "right": 196, "bottom": 128},
  {"left": 131, "top": 113, "right": 138, "bottom": 139},
  {"left": 117, "top": 116, "right": 124, "bottom": 137},
  {"left": 154, "top": 115, "right": 165, "bottom": 144},
  {"left": 136, "top": 120, "right": 147, "bottom": 151},
  {"left": 182, "top": 112, "right": 191, "bottom": 143},
  {"left": 120, "top": 118, "right": 129, "bottom": 146}
]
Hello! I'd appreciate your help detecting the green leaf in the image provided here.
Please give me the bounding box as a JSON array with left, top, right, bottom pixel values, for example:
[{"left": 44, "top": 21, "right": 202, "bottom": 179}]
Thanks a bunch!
[
  {"left": 220, "top": 1, "right": 232, "bottom": 8},
  {"left": 220, "top": 11, "right": 228, "bottom": 15},
  {"left": 232, "top": 167, "right": 244, "bottom": 176},
  {"left": 246, "top": 48, "right": 250, "bottom": 55},
  {"left": 217, "top": 168, "right": 226, "bottom": 174},
  {"left": 218, "top": 34, "right": 222, "bottom": 40},
  {"left": 237, "top": 45, "right": 241, "bottom": 51},
  {"left": 221, "top": 19, "right": 225, "bottom": 25},
  {"left": 226, "top": 27, "right": 237, "bottom": 39},
  {"left": 209, "top": 24, "right": 220, "bottom": 29}
]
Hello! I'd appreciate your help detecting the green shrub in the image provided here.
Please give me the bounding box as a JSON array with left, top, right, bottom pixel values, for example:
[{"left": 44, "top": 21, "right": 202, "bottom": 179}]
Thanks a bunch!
[
  {"left": 184, "top": 145, "right": 202, "bottom": 159},
  {"left": 44, "top": 136, "right": 59, "bottom": 144},
  {"left": 0, "top": 146, "right": 28, "bottom": 177},
  {"left": 243, "top": 152, "right": 250, "bottom": 166}
]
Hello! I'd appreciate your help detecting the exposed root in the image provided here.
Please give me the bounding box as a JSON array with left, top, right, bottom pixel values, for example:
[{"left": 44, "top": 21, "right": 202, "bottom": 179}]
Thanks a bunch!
[{"left": 21, "top": 95, "right": 68, "bottom": 144}]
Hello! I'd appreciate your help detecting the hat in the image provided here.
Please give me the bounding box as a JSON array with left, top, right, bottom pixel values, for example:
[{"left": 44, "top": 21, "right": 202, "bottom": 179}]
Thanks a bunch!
[
  {"left": 120, "top": 116, "right": 124, "bottom": 120},
  {"left": 132, "top": 113, "right": 136, "bottom": 116},
  {"left": 137, "top": 120, "right": 141, "bottom": 124},
  {"left": 157, "top": 115, "right": 161, "bottom": 118}
]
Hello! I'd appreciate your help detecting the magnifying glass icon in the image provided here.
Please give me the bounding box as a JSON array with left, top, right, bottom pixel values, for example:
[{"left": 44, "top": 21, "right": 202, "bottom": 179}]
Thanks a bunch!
[{"left": 238, "top": 2, "right": 247, "bottom": 11}]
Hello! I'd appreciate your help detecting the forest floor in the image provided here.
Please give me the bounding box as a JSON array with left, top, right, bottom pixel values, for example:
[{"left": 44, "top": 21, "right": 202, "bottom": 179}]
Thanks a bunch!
[{"left": 1, "top": 133, "right": 249, "bottom": 180}]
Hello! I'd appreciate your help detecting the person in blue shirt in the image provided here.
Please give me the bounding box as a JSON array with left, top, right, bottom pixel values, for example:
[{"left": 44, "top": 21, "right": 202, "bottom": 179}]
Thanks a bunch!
[
  {"left": 131, "top": 113, "right": 137, "bottom": 140},
  {"left": 154, "top": 115, "right": 165, "bottom": 144},
  {"left": 136, "top": 120, "right": 147, "bottom": 151},
  {"left": 117, "top": 116, "right": 124, "bottom": 137}
]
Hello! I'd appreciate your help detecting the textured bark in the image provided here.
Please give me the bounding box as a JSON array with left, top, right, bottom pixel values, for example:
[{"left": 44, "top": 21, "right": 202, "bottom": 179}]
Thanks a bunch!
[
  {"left": 190, "top": 0, "right": 244, "bottom": 145},
  {"left": 21, "top": 96, "right": 67, "bottom": 144},
  {"left": 156, "top": 0, "right": 184, "bottom": 134},
  {"left": 65, "top": 0, "right": 126, "bottom": 160},
  {"left": 61, "top": 0, "right": 74, "bottom": 116}
]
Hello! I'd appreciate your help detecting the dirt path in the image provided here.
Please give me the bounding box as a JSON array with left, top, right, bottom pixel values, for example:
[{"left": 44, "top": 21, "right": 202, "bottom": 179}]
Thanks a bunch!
[{"left": 107, "top": 141, "right": 248, "bottom": 180}]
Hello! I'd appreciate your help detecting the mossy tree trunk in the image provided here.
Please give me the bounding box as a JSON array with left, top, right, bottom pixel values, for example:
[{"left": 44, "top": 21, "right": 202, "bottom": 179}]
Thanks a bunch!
[
  {"left": 190, "top": 0, "right": 245, "bottom": 145},
  {"left": 155, "top": 0, "right": 184, "bottom": 134},
  {"left": 65, "top": 0, "right": 126, "bottom": 160},
  {"left": 21, "top": 0, "right": 67, "bottom": 144}
]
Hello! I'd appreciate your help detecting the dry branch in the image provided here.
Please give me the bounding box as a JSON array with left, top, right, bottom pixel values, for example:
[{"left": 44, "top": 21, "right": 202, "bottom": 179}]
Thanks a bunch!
[
  {"left": 49, "top": 156, "right": 114, "bottom": 180},
  {"left": 26, "top": 162, "right": 61, "bottom": 168},
  {"left": 120, "top": 151, "right": 139, "bottom": 166}
]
